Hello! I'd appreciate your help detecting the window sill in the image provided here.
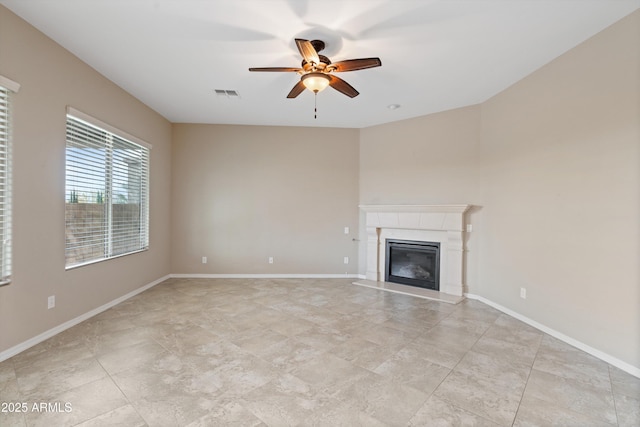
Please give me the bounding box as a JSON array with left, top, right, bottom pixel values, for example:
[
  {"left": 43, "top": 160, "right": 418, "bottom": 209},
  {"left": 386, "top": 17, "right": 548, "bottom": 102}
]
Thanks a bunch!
[{"left": 65, "top": 248, "right": 149, "bottom": 271}]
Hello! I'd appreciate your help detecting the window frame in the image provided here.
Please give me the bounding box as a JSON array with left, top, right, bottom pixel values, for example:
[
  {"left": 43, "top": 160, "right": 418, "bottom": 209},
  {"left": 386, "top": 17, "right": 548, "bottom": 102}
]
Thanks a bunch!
[{"left": 64, "top": 107, "right": 151, "bottom": 270}]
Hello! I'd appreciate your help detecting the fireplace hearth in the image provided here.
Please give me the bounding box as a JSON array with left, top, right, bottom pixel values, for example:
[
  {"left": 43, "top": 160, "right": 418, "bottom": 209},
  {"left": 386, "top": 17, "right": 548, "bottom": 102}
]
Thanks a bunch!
[{"left": 386, "top": 239, "right": 440, "bottom": 290}]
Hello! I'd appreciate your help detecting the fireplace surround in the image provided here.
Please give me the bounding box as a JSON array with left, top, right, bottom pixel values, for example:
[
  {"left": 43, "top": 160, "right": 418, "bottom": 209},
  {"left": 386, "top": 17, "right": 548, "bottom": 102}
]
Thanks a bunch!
[{"left": 359, "top": 204, "right": 470, "bottom": 297}]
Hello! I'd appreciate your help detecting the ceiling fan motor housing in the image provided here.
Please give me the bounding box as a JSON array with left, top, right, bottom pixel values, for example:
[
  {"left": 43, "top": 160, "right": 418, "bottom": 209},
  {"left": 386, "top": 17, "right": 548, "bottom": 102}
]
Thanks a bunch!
[
  {"left": 302, "top": 55, "right": 331, "bottom": 69},
  {"left": 310, "top": 40, "right": 325, "bottom": 53},
  {"left": 300, "top": 40, "right": 331, "bottom": 70}
]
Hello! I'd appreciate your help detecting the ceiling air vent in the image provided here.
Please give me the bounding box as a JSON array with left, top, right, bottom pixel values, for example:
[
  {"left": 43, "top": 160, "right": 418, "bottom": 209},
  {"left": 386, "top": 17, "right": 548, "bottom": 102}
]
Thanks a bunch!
[{"left": 214, "top": 89, "right": 240, "bottom": 98}]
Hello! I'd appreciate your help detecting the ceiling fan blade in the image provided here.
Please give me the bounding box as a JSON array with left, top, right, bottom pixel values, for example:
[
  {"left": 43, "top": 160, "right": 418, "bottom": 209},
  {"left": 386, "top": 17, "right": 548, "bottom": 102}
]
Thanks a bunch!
[
  {"left": 328, "top": 75, "right": 359, "bottom": 98},
  {"left": 286, "top": 80, "right": 306, "bottom": 98},
  {"left": 249, "top": 67, "right": 302, "bottom": 72},
  {"left": 295, "top": 38, "right": 320, "bottom": 65},
  {"left": 328, "top": 58, "right": 382, "bottom": 72}
]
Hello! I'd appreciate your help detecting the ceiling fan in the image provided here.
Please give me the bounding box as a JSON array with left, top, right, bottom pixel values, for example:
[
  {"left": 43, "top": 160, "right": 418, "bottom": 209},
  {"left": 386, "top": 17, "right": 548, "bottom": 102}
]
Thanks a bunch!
[{"left": 249, "top": 39, "right": 381, "bottom": 99}]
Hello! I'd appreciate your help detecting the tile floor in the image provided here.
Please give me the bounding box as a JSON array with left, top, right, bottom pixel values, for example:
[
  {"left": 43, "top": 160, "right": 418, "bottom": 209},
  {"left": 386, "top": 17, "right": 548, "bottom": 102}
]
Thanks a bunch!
[{"left": 0, "top": 278, "right": 638, "bottom": 426}]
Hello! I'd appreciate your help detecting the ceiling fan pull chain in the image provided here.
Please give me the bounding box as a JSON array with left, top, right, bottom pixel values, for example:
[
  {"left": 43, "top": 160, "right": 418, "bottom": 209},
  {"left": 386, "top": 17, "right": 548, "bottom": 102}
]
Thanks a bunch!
[{"left": 314, "top": 92, "right": 318, "bottom": 119}]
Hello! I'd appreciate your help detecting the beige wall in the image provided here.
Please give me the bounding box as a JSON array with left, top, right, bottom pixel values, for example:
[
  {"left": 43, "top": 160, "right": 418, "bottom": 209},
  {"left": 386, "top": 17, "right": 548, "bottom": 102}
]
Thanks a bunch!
[
  {"left": 478, "top": 10, "right": 639, "bottom": 367},
  {"left": 171, "top": 124, "right": 359, "bottom": 275},
  {"left": 359, "top": 11, "right": 640, "bottom": 368},
  {"left": 0, "top": 6, "right": 172, "bottom": 354},
  {"left": 359, "top": 106, "right": 482, "bottom": 205}
]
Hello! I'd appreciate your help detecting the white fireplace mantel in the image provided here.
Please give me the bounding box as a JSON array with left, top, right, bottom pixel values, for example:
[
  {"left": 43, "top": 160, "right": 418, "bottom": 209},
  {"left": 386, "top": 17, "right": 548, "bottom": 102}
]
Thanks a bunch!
[{"left": 360, "top": 204, "right": 471, "bottom": 297}]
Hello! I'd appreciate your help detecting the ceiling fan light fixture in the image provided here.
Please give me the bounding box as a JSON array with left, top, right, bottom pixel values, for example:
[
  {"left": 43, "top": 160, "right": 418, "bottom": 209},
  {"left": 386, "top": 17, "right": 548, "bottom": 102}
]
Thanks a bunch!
[{"left": 301, "top": 72, "right": 330, "bottom": 93}]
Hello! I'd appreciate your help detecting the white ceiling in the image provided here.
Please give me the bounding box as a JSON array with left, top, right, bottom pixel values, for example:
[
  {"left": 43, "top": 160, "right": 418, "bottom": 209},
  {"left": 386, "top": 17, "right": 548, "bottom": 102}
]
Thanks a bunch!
[{"left": 2, "top": 0, "right": 638, "bottom": 128}]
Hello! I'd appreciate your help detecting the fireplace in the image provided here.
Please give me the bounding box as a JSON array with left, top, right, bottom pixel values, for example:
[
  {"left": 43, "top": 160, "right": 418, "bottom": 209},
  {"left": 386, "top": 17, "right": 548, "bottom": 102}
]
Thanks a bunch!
[
  {"left": 359, "top": 204, "right": 470, "bottom": 297},
  {"left": 385, "top": 239, "right": 440, "bottom": 290}
]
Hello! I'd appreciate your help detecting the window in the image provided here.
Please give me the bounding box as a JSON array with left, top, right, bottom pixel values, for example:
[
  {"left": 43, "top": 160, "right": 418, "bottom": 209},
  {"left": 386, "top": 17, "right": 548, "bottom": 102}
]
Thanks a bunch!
[
  {"left": 65, "top": 108, "right": 150, "bottom": 268},
  {"left": 0, "top": 77, "right": 17, "bottom": 285}
]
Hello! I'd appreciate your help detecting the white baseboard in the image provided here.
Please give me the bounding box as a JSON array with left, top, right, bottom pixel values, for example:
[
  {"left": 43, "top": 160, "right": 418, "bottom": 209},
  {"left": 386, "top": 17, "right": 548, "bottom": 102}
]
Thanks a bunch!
[
  {"left": 465, "top": 293, "right": 640, "bottom": 379},
  {"left": 170, "top": 273, "right": 361, "bottom": 279},
  {"left": 0, "top": 274, "right": 171, "bottom": 363}
]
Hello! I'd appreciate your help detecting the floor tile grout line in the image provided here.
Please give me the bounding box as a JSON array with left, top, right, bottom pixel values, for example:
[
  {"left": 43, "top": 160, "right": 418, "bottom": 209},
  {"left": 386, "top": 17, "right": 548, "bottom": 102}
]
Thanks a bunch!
[
  {"left": 608, "top": 364, "right": 621, "bottom": 427},
  {"left": 82, "top": 345, "right": 146, "bottom": 427},
  {"left": 430, "top": 311, "right": 509, "bottom": 426},
  {"left": 509, "top": 334, "right": 543, "bottom": 427}
]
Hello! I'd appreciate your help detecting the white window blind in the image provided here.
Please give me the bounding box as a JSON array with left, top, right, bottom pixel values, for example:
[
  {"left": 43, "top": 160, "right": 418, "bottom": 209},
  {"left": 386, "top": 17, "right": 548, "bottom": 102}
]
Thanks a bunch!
[
  {"left": 65, "top": 110, "right": 150, "bottom": 268},
  {"left": 0, "top": 85, "right": 13, "bottom": 285}
]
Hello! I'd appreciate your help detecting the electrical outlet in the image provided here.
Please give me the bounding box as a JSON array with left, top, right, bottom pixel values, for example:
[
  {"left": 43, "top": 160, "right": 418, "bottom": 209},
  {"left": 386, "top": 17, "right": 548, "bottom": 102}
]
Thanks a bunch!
[
  {"left": 202, "top": 256, "right": 207, "bottom": 264},
  {"left": 343, "top": 256, "right": 349, "bottom": 264},
  {"left": 520, "top": 287, "right": 527, "bottom": 299},
  {"left": 47, "top": 295, "right": 55, "bottom": 309},
  {"left": 466, "top": 224, "right": 473, "bottom": 232},
  {"left": 344, "top": 226, "right": 350, "bottom": 234},
  {"left": 268, "top": 257, "right": 274, "bottom": 264}
]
